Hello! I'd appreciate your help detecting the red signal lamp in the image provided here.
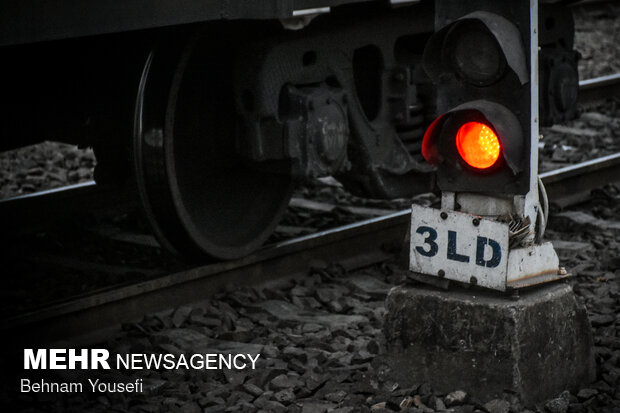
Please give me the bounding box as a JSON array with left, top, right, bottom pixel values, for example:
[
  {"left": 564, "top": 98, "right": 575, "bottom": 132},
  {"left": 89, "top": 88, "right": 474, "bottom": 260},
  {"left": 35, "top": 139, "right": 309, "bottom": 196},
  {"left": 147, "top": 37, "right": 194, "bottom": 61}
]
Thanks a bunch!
[
  {"left": 421, "top": 100, "right": 523, "bottom": 176},
  {"left": 419, "top": 7, "right": 531, "bottom": 196},
  {"left": 455, "top": 122, "right": 501, "bottom": 169}
]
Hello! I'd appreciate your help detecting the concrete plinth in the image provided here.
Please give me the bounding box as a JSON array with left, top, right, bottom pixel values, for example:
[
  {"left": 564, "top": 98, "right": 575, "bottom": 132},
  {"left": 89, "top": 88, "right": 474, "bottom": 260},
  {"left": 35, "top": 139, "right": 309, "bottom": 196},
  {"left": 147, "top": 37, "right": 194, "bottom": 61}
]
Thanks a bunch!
[{"left": 381, "top": 282, "right": 595, "bottom": 405}]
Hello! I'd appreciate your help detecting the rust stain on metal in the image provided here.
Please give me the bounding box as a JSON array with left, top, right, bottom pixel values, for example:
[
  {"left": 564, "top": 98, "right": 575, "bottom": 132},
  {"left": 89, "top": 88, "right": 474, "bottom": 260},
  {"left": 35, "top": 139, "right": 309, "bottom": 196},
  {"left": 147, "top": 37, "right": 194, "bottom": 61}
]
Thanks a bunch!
[{"left": 508, "top": 268, "right": 563, "bottom": 283}]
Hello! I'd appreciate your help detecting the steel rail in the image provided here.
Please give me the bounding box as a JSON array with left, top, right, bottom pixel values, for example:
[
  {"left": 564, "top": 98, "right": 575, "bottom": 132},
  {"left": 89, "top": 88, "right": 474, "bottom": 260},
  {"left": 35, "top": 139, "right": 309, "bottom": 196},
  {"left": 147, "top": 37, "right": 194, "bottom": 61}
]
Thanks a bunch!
[
  {"left": 578, "top": 73, "right": 620, "bottom": 105},
  {"left": 1, "top": 210, "right": 408, "bottom": 344},
  {"left": 540, "top": 152, "right": 620, "bottom": 207},
  {"left": 0, "top": 180, "right": 136, "bottom": 235},
  {"left": 3, "top": 151, "right": 620, "bottom": 345},
  {"left": 569, "top": 0, "right": 620, "bottom": 9}
]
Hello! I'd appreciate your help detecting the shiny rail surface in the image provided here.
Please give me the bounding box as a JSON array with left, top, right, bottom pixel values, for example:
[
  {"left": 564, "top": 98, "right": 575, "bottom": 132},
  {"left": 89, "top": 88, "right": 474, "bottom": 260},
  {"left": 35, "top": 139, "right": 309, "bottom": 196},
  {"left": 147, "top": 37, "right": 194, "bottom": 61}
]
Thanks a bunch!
[
  {"left": 578, "top": 73, "right": 620, "bottom": 105},
  {"left": 0, "top": 180, "right": 136, "bottom": 235},
  {"left": 541, "top": 152, "right": 620, "bottom": 207}
]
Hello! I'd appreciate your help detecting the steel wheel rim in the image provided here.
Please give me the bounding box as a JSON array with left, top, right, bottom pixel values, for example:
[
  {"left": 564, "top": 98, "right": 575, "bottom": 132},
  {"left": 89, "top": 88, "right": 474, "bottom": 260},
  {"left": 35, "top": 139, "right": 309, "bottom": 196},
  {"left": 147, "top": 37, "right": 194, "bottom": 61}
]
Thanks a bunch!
[{"left": 134, "top": 36, "right": 293, "bottom": 259}]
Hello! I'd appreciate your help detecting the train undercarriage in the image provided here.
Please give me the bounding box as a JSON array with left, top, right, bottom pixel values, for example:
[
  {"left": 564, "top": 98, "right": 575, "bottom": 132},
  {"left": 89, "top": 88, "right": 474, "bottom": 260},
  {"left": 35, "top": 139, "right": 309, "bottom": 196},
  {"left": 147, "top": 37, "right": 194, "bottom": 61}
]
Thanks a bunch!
[{"left": 0, "top": 1, "right": 578, "bottom": 259}]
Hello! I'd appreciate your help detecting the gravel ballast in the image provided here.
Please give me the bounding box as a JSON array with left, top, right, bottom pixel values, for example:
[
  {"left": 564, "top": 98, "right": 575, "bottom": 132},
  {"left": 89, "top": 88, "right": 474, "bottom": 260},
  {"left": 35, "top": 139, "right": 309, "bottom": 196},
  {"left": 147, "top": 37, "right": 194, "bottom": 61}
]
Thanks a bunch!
[{"left": 4, "top": 183, "right": 618, "bottom": 413}]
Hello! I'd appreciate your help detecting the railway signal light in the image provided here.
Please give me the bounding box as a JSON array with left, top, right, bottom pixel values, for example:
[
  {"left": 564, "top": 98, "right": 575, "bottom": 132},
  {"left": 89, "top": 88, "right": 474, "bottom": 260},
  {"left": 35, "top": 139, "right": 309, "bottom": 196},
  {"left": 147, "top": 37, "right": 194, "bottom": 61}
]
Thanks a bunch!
[
  {"left": 411, "top": 0, "right": 566, "bottom": 291},
  {"left": 421, "top": 7, "right": 532, "bottom": 195},
  {"left": 455, "top": 121, "right": 500, "bottom": 169}
]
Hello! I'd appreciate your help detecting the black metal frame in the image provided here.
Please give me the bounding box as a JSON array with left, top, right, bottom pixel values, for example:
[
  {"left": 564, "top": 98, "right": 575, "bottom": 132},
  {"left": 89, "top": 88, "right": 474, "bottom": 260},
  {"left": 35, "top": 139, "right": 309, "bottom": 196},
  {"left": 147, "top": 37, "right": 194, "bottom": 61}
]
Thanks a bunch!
[{"left": 0, "top": 0, "right": 378, "bottom": 47}]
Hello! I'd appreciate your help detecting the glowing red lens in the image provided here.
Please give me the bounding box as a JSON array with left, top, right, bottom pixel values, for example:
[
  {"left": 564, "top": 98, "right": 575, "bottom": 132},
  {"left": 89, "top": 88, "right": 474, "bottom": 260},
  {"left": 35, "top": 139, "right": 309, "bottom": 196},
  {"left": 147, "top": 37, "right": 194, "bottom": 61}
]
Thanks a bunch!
[{"left": 456, "top": 122, "right": 501, "bottom": 169}]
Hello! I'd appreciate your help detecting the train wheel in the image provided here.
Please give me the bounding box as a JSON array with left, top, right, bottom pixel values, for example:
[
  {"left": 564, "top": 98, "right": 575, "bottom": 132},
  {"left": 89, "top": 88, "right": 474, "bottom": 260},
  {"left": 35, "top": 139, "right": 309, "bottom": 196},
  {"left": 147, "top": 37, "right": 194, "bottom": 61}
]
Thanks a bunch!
[{"left": 133, "top": 38, "right": 293, "bottom": 260}]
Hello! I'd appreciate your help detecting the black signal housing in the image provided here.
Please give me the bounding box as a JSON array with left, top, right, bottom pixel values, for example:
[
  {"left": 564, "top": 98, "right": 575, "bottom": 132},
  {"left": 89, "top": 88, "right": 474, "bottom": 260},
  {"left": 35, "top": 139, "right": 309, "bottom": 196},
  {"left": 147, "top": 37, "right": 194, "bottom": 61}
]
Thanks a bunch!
[{"left": 421, "top": 3, "right": 533, "bottom": 196}]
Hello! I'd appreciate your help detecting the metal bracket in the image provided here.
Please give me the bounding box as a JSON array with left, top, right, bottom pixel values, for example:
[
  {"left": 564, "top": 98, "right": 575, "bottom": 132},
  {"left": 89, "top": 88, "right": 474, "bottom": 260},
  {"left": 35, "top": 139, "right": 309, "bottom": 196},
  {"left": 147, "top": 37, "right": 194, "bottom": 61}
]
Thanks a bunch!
[
  {"left": 390, "top": 0, "right": 421, "bottom": 6},
  {"left": 281, "top": 7, "right": 330, "bottom": 30}
]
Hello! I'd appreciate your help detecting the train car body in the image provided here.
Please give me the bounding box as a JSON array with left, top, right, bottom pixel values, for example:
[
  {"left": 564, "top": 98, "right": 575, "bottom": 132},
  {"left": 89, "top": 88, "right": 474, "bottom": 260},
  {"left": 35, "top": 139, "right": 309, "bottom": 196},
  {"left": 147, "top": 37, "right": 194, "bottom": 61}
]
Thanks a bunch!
[{"left": 0, "top": 0, "right": 381, "bottom": 46}]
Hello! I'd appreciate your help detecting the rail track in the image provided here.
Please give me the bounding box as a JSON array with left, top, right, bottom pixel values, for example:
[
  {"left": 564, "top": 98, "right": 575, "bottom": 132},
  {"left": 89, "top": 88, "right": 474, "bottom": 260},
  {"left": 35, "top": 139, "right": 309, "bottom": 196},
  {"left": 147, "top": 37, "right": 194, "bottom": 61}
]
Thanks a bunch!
[
  {"left": 577, "top": 73, "right": 620, "bottom": 105},
  {"left": 1, "top": 73, "right": 620, "bottom": 345},
  {"left": 3, "top": 151, "right": 619, "bottom": 344}
]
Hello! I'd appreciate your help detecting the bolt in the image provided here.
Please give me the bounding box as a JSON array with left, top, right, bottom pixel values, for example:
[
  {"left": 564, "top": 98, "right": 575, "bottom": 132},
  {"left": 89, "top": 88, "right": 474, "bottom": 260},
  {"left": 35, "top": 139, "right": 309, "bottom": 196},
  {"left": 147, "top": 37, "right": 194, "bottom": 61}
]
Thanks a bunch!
[
  {"left": 472, "top": 218, "right": 480, "bottom": 226},
  {"left": 440, "top": 211, "right": 448, "bottom": 220},
  {"left": 470, "top": 276, "right": 478, "bottom": 285},
  {"left": 438, "top": 270, "right": 445, "bottom": 278}
]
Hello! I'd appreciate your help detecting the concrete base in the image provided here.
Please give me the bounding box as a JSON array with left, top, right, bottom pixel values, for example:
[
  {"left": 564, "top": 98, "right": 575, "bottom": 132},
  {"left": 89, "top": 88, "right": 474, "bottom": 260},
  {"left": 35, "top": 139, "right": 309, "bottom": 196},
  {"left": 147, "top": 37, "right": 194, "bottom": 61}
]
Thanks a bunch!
[{"left": 381, "top": 282, "right": 595, "bottom": 405}]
